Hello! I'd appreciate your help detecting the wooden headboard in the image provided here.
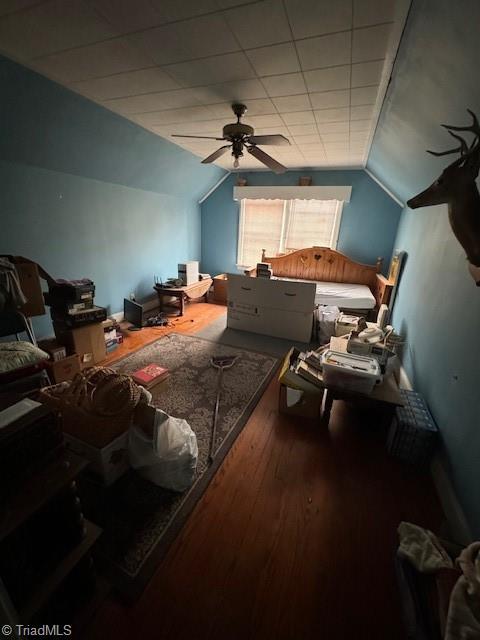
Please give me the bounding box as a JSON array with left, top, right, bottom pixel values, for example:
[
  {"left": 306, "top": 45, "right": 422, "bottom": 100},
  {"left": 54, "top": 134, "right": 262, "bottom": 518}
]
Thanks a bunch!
[{"left": 260, "top": 247, "right": 383, "bottom": 288}]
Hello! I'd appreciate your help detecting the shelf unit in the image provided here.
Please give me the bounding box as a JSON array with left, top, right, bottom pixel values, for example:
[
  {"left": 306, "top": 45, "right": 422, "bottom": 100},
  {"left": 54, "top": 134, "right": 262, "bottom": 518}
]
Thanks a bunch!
[{"left": 0, "top": 451, "right": 102, "bottom": 624}]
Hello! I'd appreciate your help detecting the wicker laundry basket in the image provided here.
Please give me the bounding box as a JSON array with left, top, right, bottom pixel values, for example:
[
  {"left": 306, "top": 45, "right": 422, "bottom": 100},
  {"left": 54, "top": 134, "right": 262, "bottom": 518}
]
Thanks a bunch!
[{"left": 39, "top": 367, "right": 142, "bottom": 448}]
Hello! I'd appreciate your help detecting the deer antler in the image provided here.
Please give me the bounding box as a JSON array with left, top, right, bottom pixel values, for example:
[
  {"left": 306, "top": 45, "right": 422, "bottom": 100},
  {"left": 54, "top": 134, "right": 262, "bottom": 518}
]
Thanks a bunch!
[{"left": 426, "top": 110, "right": 480, "bottom": 173}]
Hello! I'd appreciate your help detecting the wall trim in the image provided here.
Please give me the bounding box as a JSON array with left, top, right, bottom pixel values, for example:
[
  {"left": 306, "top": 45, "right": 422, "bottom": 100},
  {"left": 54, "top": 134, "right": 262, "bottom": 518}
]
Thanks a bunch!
[
  {"left": 364, "top": 168, "right": 405, "bottom": 208},
  {"left": 198, "top": 171, "right": 230, "bottom": 203},
  {"left": 233, "top": 185, "right": 352, "bottom": 202},
  {"left": 431, "top": 455, "right": 473, "bottom": 545}
]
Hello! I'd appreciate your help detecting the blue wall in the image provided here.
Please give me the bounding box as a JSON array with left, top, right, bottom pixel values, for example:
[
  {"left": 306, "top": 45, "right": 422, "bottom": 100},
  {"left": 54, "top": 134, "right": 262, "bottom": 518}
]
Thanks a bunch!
[
  {"left": 0, "top": 56, "right": 224, "bottom": 337},
  {"left": 368, "top": 0, "right": 480, "bottom": 535},
  {"left": 201, "top": 170, "right": 402, "bottom": 276}
]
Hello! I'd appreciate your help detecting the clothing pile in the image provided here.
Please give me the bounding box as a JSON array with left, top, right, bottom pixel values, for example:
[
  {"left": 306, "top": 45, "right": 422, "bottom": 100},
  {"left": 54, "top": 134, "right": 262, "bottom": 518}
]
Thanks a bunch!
[{"left": 398, "top": 521, "right": 480, "bottom": 639}]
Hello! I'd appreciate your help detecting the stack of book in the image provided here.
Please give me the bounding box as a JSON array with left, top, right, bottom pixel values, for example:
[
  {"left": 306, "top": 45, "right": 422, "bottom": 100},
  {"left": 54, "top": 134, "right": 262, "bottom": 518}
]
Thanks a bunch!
[
  {"left": 279, "top": 346, "right": 327, "bottom": 392},
  {"left": 256, "top": 262, "right": 273, "bottom": 279},
  {"left": 131, "top": 364, "right": 170, "bottom": 390}
]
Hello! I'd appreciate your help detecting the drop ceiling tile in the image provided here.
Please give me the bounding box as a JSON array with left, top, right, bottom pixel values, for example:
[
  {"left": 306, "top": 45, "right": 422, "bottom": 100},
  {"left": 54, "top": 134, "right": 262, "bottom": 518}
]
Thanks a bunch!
[
  {"left": 296, "top": 31, "right": 351, "bottom": 71},
  {"left": 261, "top": 73, "right": 307, "bottom": 98},
  {"left": 166, "top": 51, "right": 255, "bottom": 86},
  {"left": 293, "top": 134, "right": 321, "bottom": 144},
  {"left": 351, "top": 60, "right": 384, "bottom": 87},
  {"left": 350, "top": 118, "right": 371, "bottom": 131},
  {"left": 303, "top": 65, "right": 350, "bottom": 93},
  {"left": 287, "top": 123, "right": 317, "bottom": 135},
  {"left": 190, "top": 79, "right": 267, "bottom": 104},
  {"left": 215, "top": 0, "right": 253, "bottom": 7},
  {"left": 353, "top": 0, "right": 395, "bottom": 28},
  {"left": 284, "top": 0, "right": 352, "bottom": 39},
  {"left": 223, "top": 0, "right": 291, "bottom": 49},
  {"left": 272, "top": 94, "right": 311, "bottom": 113},
  {"left": 316, "top": 121, "right": 349, "bottom": 133},
  {"left": 90, "top": 0, "right": 219, "bottom": 33},
  {"left": 0, "top": 0, "right": 39, "bottom": 17},
  {"left": 351, "top": 85, "right": 378, "bottom": 105},
  {"left": 314, "top": 107, "right": 349, "bottom": 123},
  {"left": 349, "top": 130, "right": 369, "bottom": 142},
  {"left": 207, "top": 98, "right": 276, "bottom": 119},
  {"left": 70, "top": 67, "right": 181, "bottom": 100},
  {"left": 103, "top": 88, "right": 202, "bottom": 113},
  {"left": 324, "top": 142, "right": 349, "bottom": 152},
  {"left": 350, "top": 104, "right": 374, "bottom": 120},
  {"left": 89, "top": 0, "right": 162, "bottom": 33},
  {"left": 320, "top": 132, "right": 349, "bottom": 143},
  {"left": 0, "top": 0, "right": 117, "bottom": 59},
  {"left": 352, "top": 24, "right": 392, "bottom": 63},
  {"left": 310, "top": 90, "right": 349, "bottom": 110},
  {"left": 128, "top": 14, "right": 239, "bottom": 65},
  {"left": 281, "top": 110, "right": 315, "bottom": 125},
  {"left": 245, "top": 113, "right": 284, "bottom": 128},
  {"left": 349, "top": 142, "right": 368, "bottom": 153},
  {"left": 35, "top": 38, "right": 153, "bottom": 82},
  {"left": 246, "top": 43, "right": 300, "bottom": 76},
  {"left": 159, "top": 120, "right": 223, "bottom": 134},
  {"left": 135, "top": 105, "right": 214, "bottom": 125}
]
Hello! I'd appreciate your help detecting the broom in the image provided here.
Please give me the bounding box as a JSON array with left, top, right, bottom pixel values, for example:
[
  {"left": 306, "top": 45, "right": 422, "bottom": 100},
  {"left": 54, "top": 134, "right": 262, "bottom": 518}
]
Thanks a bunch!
[{"left": 208, "top": 354, "right": 238, "bottom": 464}]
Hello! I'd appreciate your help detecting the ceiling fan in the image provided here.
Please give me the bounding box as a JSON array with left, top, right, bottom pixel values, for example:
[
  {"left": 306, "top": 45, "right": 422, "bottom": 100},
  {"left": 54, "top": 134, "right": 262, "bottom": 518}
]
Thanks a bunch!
[{"left": 171, "top": 103, "right": 290, "bottom": 173}]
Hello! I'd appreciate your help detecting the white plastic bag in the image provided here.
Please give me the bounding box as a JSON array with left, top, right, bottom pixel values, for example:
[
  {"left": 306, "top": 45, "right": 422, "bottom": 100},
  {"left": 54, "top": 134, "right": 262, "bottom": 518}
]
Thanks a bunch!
[{"left": 128, "top": 409, "right": 198, "bottom": 492}]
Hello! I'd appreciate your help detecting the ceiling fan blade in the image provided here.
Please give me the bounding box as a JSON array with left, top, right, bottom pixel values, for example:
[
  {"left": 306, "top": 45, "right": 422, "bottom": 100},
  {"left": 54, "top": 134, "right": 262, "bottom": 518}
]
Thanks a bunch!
[
  {"left": 171, "top": 134, "right": 225, "bottom": 140},
  {"left": 247, "top": 145, "right": 287, "bottom": 174},
  {"left": 248, "top": 134, "right": 290, "bottom": 146},
  {"left": 201, "top": 146, "right": 231, "bottom": 164}
]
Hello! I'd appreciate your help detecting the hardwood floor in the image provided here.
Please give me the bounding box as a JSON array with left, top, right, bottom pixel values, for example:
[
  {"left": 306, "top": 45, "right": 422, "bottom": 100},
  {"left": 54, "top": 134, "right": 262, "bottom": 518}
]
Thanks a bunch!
[{"left": 86, "top": 303, "right": 443, "bottom": 640}]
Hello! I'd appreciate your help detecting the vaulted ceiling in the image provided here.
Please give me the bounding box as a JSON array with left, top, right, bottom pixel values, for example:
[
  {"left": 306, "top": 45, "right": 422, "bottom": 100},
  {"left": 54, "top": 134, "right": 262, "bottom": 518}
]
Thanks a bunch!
[{"left": 0, "top": 0, "right": 410, "bottom": 172}]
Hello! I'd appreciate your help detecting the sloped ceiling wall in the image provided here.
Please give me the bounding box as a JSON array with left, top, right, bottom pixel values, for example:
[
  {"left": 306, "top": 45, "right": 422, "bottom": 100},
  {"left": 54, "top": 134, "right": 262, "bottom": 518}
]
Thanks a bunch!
[
  {"left": 0, "top": 56, "right": 225, "bottom": 337},
  {"left": 367, "top": 0, "right": 480, "bottom": 536}
]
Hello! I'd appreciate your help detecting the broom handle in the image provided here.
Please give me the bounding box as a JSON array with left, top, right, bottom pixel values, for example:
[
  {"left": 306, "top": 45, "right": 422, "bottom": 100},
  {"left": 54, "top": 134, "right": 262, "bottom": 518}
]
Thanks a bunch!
[{"left": 209, "top": 368, "right": 223, "bottom": 462}]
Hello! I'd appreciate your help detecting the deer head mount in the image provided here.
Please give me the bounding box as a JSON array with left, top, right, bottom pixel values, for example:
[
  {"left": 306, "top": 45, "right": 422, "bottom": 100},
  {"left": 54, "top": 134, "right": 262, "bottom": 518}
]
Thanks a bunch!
[{"left": 407, "top": 109, "right": 480, "bottom": 285}]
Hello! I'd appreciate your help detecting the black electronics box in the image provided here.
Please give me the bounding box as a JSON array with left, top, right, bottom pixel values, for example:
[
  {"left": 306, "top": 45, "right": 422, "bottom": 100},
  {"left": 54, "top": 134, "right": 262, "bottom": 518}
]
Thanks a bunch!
[
  {"left": 50, "top": 305, "right": 107, "bottom": 328},
  {"left": 47, "top": 281, "right": 95, "bottom": 304},
  {"left": 44, "top": 292, "right": 94, "bottom": 312}
]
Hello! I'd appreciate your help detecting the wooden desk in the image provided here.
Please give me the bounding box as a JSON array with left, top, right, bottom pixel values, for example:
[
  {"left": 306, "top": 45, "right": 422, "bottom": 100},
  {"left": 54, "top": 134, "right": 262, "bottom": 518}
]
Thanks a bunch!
[
  {"left": 322, "top": 336, "right": 403, "bottom": 426},
  {"left": 322, "top": 373, "right": 403, "bottom": 427},
  {"left": 154, "top": 279, "right": 212, "bottom": 316}
]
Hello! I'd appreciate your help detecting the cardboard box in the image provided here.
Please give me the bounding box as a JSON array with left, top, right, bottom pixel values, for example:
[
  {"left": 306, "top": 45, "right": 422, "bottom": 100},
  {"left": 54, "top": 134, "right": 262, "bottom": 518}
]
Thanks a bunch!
[
  {"left": 64, "top": 431, "right": 129, "bottom": 486},
  {"left": 38, "top": 338, "right": 67, "bottom": 362},
  {"left": 16, "top": 261, "right": 46, "bottom": 317},
  {"left": 54, "top": 322, "right": 106, "bottom": 369},
  {"left": 213, "top": 274, "right": 228, "bottom": 303},
  {"left": 46, "top": 354, "right": 81, "bottom": 383}
]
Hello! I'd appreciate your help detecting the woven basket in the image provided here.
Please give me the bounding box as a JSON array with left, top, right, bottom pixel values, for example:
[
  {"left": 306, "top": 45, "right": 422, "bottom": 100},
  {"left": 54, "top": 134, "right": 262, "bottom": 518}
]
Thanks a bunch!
[{"left": 39, "top": 369, "right": 140, "bottom": 448}]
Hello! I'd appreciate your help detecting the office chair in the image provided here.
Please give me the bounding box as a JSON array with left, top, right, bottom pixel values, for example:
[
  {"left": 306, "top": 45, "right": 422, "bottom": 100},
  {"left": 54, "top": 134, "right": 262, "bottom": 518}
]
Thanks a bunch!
[{"left": 0, "top": 310, "right": 51, "bottom": 392}]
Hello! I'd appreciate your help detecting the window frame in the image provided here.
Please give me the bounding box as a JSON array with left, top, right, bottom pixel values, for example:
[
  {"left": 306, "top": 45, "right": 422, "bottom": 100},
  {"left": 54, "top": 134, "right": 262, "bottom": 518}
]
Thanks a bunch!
[{"left": 236, "top": 197, "right": 344, "bottom": 269}]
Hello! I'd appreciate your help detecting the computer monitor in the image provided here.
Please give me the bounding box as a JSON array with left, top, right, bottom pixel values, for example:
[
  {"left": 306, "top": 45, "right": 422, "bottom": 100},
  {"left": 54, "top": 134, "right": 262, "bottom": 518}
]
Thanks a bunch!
[{"left": 124, "top": 298, "right": 144, "bottom": 329}]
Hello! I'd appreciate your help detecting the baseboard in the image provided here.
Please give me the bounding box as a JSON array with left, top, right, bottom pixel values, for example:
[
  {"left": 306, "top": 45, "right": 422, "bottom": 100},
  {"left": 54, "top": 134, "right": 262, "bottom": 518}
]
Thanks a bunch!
[
  {"left": 397, "top": 364, "right": 413, "bottom": 390},
  {"left": 430, "top": 455, "right": 473, "bottom": 545}
]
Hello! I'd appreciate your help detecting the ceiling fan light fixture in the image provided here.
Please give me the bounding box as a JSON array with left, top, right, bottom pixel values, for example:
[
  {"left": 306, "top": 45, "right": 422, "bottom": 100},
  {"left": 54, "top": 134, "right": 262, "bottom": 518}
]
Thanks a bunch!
[{"left": 233, "top": 157, "right": 240, "bottom": 169}]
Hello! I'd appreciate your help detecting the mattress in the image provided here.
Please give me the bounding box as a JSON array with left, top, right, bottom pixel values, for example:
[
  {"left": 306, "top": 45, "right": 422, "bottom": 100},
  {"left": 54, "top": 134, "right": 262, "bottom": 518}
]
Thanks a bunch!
[{"left": 278, "top": 277, "right": 376, "bottom": 309}]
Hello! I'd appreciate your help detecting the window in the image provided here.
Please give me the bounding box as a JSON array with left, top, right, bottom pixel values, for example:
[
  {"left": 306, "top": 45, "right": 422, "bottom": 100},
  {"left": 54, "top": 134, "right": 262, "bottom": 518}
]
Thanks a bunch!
[{"left": 237, "top": 198, "right": 343, "bottom": 267}]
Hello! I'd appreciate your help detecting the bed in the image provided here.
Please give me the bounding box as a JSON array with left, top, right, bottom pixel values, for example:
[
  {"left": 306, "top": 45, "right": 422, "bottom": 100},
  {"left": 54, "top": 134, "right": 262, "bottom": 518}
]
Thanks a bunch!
[{"left": 254, "top": 246, "right": 384, "bottom": 315}]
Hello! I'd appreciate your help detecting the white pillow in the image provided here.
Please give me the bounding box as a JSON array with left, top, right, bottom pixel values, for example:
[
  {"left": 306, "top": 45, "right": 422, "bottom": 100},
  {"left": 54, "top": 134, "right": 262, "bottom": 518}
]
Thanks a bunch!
[{"left": 0, "top": 341, "right": 50, "bottom": 374}]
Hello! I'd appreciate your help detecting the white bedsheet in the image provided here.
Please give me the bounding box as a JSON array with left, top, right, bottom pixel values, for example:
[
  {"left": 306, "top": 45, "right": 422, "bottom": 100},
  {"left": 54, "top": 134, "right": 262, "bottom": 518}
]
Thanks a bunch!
[{"left": 278, "top": 277, "right": 376, "bottom": 309}]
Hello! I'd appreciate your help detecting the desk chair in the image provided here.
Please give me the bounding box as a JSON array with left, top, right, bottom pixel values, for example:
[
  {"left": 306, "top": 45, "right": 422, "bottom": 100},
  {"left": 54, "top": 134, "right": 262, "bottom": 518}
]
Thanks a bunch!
[{"left": 0, "top": 310, "right": 51, "bottom": 392}]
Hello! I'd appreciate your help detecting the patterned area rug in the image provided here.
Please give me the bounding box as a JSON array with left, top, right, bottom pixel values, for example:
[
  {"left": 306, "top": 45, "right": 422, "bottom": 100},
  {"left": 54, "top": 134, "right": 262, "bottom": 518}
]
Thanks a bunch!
[{"left": 80, "top": 333, "right": 278, "bottom": 597}]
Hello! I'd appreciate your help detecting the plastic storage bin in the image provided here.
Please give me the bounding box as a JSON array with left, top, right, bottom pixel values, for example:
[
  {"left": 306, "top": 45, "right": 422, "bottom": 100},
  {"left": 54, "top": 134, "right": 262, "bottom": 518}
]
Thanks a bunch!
[
  {"left": 320, "top": 350, "right": 381, "bottom": 394},
  {"left": 387, "top": 389, "right": 438, "bottom": 468}
]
